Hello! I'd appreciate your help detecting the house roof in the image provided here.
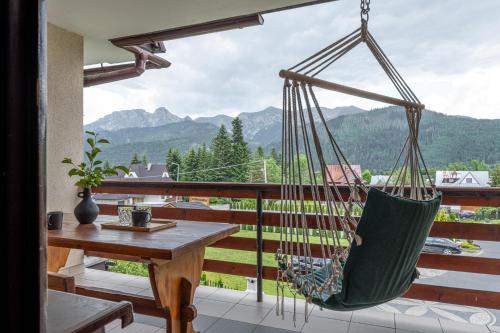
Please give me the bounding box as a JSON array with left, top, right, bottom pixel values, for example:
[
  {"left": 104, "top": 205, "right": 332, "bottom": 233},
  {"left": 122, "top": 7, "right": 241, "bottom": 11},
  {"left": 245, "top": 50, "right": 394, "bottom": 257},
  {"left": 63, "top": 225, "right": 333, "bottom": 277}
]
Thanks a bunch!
[
  {"left": 106, "top": 163, "right": 174, "bottom": 182},
  {"left": 435, "top": 171, "right": 490, "bottom": 187},
  {"left": 165, "top": 201, "right": 211, "bottom": 210},
  {"left": 47, "top": 0, "right": 335, "bottom": 65},
  {"left": 370, "top": 175, "right": 390, "bottom": 186},
  {"left": 326, "top": 165, "right": 361, "bottom": 184}
]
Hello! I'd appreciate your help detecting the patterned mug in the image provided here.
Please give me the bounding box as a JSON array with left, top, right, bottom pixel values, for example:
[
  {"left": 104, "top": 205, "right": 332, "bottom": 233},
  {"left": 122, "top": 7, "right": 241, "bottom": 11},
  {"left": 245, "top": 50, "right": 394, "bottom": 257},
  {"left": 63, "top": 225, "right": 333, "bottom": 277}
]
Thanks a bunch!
[{"left": 117, "top": 206, "right": 134, "bottom": 226}]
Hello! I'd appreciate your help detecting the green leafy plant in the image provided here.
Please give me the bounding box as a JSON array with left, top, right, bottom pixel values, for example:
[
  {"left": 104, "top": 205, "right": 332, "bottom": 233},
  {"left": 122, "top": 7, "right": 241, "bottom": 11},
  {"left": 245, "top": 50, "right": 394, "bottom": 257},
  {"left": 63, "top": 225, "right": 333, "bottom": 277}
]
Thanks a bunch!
[{"left": 62, "top": 131, "right": 129, "bottom": 188}]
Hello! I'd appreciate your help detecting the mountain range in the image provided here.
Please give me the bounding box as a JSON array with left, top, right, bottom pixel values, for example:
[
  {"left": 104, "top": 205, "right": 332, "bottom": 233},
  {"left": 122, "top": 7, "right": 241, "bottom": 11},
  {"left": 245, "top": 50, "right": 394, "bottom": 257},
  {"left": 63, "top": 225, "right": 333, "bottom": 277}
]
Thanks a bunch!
[{"left": 85, "top": 106, "right": 500, "bottom": 172}]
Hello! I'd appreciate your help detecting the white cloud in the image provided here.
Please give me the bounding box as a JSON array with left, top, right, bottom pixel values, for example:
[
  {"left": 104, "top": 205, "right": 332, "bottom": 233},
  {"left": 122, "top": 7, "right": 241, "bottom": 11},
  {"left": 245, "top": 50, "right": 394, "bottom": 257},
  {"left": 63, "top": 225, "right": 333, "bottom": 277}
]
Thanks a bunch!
[
  {"left": 415, "top": 66, "right": 500, "bottom": 119},
  {"left": 84, "top": 0, "right": 500, "bottom": 123}
]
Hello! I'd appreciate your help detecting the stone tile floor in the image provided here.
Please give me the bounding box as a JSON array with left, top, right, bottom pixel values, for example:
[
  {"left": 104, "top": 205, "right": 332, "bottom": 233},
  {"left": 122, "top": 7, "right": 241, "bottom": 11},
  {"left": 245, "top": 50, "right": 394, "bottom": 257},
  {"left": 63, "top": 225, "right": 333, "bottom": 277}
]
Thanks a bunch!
[{"left": 74, "top": 269, "right": 499, "bottom": 333}]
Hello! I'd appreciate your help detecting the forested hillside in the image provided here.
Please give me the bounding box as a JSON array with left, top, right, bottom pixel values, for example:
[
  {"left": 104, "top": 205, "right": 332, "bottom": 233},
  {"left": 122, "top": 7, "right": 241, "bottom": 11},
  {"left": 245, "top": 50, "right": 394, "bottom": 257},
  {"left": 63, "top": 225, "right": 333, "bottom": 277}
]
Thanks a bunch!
[{"left": 87, "top": 106, "right": 500, "bottom": 171}]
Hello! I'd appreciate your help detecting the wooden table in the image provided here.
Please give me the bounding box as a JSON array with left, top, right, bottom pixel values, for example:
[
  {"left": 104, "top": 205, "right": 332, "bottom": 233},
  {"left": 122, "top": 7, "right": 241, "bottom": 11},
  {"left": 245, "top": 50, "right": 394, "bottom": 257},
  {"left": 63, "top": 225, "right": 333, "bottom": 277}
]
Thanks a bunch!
[
  {"left": 47, "top": 215, "right": 239, "bottom": 333},
  {"left": 47, "top": 290, "right": 133, "bottom": 333}
]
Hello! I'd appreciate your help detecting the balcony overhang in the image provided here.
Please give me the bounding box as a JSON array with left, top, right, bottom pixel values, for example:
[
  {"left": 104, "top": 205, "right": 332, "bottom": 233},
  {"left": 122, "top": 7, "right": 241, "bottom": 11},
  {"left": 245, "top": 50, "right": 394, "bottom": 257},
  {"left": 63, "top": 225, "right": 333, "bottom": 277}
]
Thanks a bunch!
[{"left": 47, "top": 0, "right": 336, "bottom": 66}]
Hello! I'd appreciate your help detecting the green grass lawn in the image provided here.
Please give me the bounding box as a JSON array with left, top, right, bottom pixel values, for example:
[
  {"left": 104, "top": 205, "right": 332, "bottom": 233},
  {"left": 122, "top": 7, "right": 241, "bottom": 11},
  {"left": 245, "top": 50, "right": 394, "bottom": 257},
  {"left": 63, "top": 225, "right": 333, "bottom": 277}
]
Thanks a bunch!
[{"left": 462, "top": 218, "right": 500, "bottom": 225}]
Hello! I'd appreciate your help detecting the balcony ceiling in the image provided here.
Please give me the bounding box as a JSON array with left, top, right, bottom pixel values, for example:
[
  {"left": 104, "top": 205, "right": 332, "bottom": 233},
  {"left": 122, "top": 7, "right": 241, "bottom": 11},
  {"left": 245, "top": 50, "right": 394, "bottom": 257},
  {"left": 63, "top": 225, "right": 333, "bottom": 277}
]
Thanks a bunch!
[{"left": 47, "top": 0, "right": 332, "bottom": 66}]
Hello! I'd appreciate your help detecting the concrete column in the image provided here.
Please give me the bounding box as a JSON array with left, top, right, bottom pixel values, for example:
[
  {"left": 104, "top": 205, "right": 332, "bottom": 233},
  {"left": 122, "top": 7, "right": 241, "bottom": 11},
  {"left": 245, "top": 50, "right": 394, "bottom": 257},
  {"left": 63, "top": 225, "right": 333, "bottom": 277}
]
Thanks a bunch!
[
  {"left": 47, "top": 23, "right": 85, "bottom": 274},
  {"left": 47, "top": 23, "right": 83, "bottom": 213}
]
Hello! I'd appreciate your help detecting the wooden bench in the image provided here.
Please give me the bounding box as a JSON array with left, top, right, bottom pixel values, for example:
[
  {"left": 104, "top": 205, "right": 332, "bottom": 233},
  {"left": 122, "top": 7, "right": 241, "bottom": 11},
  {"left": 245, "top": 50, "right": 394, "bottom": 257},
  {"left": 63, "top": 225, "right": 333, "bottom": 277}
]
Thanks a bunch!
[
  {"left": 47, "top": 273, "right": 133, "bottom": 333},
  {"left": 48, "top": 272, "right": 76, "bottom": 293}
]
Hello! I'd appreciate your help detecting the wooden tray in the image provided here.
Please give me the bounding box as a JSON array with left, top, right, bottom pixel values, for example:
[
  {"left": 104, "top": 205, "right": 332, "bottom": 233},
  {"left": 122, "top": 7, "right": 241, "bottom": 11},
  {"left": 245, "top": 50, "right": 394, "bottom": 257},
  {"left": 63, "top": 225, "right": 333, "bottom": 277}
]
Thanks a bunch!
[{"left": 101, "top": 219, "right": 177, "bottom": 232}]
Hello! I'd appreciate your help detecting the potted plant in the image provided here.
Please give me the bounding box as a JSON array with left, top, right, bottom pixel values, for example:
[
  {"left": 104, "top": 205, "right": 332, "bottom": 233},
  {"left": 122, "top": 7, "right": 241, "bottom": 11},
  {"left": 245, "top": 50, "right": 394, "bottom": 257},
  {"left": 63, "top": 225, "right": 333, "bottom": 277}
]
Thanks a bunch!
[{"left": 62, "top": 131, "right": 129, "bottom": 224}]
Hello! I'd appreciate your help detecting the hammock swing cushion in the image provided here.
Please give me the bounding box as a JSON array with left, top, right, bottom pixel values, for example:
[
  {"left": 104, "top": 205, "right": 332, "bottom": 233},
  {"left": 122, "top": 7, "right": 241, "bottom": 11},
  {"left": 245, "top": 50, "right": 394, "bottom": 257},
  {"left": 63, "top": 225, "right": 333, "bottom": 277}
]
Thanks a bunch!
[{"left": 293, "top": 188, "right": 441, "bottom": 311}]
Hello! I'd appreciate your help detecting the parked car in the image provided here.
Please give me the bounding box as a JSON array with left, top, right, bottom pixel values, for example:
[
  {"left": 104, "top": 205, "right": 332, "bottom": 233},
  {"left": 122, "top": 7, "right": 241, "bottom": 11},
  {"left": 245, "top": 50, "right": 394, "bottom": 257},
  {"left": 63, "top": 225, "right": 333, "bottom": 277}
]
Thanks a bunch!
[
  {"left": 460, "top": 211, "right": 475, "bottom": 219},
  {"left": 422, "top": 237, "right": 462, "bottom": 255}
]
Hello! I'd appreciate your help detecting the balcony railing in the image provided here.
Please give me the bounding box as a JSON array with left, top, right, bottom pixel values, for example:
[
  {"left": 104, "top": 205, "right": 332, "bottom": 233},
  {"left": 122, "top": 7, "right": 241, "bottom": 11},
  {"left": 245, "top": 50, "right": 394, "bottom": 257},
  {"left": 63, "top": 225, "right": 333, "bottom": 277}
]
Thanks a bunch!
[{"left": 95, "top": 181, "right": 500, "bottom": 310}]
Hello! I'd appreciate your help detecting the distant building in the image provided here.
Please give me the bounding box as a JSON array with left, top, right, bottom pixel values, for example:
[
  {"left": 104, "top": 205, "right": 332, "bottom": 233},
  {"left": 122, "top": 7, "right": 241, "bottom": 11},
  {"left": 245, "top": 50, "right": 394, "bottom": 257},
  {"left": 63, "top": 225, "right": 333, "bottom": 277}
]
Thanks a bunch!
[
  {"left": 326, "top": 164, "right": 361, "bottom": 185},
  {"left": 370, "top": 175, "right": 390, "bottom": 186},
  {"left": 96, "top": 163, "right": 174, "bottom": 204},
  {"left": 108, "top": 163, "right": 172, "bottom": 182},
  {"left": 93, "top": 193, "right": 141, "bottom": 206},
  {"left": 435, "top": 171, "right": 490, "bottom": 187}
]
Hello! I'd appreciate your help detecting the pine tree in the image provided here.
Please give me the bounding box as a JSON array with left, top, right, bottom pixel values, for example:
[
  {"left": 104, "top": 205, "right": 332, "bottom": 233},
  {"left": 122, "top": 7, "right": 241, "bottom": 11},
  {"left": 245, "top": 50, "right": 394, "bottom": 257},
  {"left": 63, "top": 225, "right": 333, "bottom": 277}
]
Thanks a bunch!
[
  {"left": 265, "top": 154, "right": 281, "bottom": 183},
  {"left": 141, "top": 154, "right": 149, "bottom": 166},
  {"left": 182, "top": 148, "right": 199, "bottom": 181},
  {"left": 196, "top": 144, "right": 212, "bottom": 181},
  {"left": 210, "top": 125, "right": 233, "bottom": 182},
  {"left": 165, "top": 148, "right": 182, "bottom": 181},
  {"left": 230, "top": 117, "right": 250, "bottom": 182},
  {"left": 490, "top": 164, "right": 500, "bottom": 187},
  {"left": 249, "top": 146, "right": 266, "bottom": 183},
  {"left": 447, "top": 162, "right": 468, "bottom": 171},
  {"left": 130, "top": 153, "right": 140, "bottom": 165},
  {"left": 469, "top": 160, "right": 489, "bottom": 171},
  {"left": 270, "top": 147, "right": 281, "bottom": 165}
]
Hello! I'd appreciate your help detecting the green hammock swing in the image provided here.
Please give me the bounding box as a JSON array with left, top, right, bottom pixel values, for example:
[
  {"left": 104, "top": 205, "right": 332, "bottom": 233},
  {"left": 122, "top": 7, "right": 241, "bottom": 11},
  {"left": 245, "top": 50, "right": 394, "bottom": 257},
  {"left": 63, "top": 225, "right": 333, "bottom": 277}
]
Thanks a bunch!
[{"left": 275, "top": 0, "right": 441, "bottom": 320}]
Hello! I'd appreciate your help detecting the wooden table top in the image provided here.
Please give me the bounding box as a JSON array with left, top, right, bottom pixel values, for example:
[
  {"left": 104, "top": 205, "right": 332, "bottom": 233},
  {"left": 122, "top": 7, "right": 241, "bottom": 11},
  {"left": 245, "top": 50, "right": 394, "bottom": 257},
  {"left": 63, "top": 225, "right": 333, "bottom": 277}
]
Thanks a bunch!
[
  {"left": 47, "top": 290, "right": 133, "bottom": 333},
  {"left": 48, "top": 214, "right": 239, "bottom": 260}
]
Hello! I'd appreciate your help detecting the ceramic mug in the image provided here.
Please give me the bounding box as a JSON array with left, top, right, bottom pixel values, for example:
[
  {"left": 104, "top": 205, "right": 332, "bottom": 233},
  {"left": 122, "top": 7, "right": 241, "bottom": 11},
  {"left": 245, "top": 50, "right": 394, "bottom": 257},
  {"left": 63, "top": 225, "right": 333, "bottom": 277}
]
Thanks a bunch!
[
  {"left": 131, "top": 210, "right": 152, "bottom": 227},
  {"left": 47, "top": 211, "right": 63, "bottom": 230}
]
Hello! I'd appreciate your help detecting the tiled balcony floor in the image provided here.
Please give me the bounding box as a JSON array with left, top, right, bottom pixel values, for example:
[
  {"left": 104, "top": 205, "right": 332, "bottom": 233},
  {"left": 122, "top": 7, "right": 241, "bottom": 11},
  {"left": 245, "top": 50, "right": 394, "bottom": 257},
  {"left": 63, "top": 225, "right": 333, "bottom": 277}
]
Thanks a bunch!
[{"left": 75, "top": 269, "right": 498, "bottom": 333}]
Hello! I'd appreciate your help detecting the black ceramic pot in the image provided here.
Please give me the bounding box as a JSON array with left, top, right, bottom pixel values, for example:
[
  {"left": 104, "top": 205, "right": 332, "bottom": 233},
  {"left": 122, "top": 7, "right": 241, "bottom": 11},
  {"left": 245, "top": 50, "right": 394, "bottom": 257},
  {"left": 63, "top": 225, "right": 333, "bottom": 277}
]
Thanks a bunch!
[{"left": 74, "top": 187, "right": 99, "bottom": 224}]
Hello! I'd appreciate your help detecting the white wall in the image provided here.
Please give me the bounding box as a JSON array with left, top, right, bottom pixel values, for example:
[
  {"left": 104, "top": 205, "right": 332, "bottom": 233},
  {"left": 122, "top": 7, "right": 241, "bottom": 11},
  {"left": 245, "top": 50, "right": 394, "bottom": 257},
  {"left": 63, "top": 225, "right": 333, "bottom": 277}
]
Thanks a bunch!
[{"left": 47, "top": 23, "right": 83, "bottom": 213}]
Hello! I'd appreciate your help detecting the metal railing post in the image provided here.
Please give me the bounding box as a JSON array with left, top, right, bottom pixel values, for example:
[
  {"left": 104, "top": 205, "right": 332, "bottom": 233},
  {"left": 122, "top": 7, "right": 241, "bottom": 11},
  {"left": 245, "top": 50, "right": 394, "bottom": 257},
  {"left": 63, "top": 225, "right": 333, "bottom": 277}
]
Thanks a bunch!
[{"left": 256, "top": 190, "right": 263, "bottom": 302}]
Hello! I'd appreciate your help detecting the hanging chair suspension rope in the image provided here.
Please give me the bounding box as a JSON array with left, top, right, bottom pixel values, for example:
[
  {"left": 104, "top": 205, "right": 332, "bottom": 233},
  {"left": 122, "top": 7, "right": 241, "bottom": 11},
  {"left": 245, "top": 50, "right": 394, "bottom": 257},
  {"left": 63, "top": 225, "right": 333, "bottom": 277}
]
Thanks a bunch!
[
  {"left": 305, "top": 33, "right": 362, "bottom": 77},
  {"left": 366, "top": 32, "right": 419, "bottom": 103},
  {"left": 289, "top": 28, "right": 361, "bottom": 72}
]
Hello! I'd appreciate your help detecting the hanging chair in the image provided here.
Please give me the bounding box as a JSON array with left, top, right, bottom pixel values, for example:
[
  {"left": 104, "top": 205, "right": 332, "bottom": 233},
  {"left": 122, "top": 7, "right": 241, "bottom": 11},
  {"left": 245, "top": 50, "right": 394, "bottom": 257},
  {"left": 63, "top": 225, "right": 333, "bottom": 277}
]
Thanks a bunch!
[{"left": 275, "top": 0, "right": 442, "bottom": 320}]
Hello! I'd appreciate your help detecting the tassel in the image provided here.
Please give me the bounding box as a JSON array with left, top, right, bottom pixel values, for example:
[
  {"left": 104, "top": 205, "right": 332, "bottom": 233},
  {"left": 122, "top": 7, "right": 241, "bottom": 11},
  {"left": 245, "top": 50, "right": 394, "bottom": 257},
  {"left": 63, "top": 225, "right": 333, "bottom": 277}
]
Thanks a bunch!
[
  {"left": 281, "top": 289, "right": 285, "bottom": 319},
  {"left": 305, "top": 296, "right": 312, "bottom": 323},
  {"left": 304, "top": 302, "right": 308, "bottom": 323},
  {"left": 354, "top": 233, "right": 363, "bottom": 246},
  {"left": 352, "top": 187, "right": 361, "bottom": 202},
  {"left": 276, "top": 283, "right": 280, "bottom": 316}
]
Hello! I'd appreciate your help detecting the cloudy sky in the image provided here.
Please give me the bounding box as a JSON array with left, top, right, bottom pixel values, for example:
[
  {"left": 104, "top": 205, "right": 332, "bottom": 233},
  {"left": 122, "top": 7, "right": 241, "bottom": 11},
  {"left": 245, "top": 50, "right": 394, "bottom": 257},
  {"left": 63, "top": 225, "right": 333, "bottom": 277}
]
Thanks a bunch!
[{"left": 84, "top": 0, "right": 500, "bottom": 124}]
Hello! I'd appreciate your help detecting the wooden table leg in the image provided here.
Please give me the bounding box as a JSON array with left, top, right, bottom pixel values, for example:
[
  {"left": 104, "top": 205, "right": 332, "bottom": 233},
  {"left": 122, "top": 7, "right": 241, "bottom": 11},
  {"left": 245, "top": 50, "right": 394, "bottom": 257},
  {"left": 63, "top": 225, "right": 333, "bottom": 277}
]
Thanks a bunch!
[
  {"left": 47, "top": 246, "right": 71, "bottom": 272},
  {"left": 148, "top": 248, "right": 205, "bottom": 333}
]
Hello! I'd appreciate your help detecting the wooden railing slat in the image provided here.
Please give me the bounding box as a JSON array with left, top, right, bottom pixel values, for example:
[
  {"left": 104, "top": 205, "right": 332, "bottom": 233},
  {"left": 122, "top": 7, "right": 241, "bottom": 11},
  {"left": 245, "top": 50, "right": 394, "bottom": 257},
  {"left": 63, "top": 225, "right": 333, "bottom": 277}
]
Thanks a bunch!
[
  {"left": 96, "top": 181, "right": 500, "bottom": 207},
  {"left": 209, "top": 236, "right": 500, "bottom": 275},
  {"left": 98, "top": 204, "right": 500, "bottom": 242},
  {"left": 202, "top": 259, "right": 500, "bottom": 309}
]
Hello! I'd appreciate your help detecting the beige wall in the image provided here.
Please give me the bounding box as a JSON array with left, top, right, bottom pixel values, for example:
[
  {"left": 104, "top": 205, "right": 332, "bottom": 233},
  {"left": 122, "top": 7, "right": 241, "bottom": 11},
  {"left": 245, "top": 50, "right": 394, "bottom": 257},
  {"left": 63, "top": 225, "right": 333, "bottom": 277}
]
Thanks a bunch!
[{"left": 47, "top": 23, "right": 83, "bottom": 213}]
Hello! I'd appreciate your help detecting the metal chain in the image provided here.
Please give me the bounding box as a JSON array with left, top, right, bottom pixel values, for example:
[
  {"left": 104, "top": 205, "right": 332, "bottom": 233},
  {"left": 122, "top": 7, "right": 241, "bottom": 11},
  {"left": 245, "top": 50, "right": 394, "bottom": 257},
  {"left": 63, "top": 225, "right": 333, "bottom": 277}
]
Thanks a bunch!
[{"left": 360, "top": 0, "right": 371, "bottom": 22}]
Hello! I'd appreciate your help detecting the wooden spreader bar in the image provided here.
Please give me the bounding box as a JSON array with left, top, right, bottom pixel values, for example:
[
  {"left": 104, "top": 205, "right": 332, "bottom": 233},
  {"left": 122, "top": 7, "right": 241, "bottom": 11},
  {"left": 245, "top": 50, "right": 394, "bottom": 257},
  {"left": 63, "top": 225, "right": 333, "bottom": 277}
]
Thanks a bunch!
[{"left": 279, "top": 69, "right": 425, "bottom": 110}]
